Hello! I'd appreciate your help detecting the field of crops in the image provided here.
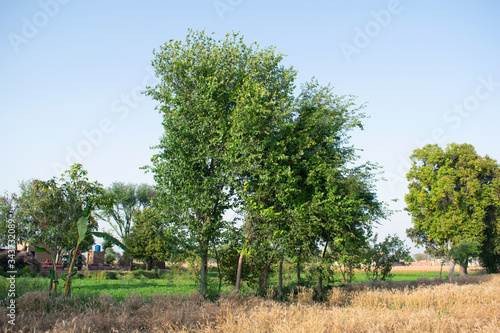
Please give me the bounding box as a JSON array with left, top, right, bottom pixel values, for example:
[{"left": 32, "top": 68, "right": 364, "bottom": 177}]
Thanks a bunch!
[{"left": 0, "top": 266, "right": 494, "bottom": 332}]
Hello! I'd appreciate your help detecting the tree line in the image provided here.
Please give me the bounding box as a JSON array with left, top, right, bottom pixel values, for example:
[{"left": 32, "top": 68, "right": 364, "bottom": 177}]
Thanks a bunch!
[{"left": 141, "top": 29, "right": 400, "bottom": 295}]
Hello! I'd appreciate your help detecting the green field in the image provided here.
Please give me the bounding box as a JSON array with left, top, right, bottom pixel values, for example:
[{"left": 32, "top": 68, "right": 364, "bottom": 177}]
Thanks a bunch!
[{"left": 0, "top": 269, "right": 459, "bottom": 301}]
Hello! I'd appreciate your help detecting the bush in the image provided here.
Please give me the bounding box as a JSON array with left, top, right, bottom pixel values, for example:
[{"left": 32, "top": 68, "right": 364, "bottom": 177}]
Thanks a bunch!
[
  {"left": 90, "top": 271, "right": 118, "bottom": 280},
  {"left": 364, "top": 234, "right": 410, "bottom": 281},
  {"left": 131, "top": 269, "right": 157, "bottom": 279}
]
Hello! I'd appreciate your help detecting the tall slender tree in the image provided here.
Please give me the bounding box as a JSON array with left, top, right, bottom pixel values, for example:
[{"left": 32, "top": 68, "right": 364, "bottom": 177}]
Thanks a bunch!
[
  {"left": 145, "top": 30, "right": 296, "bottom": 296},
  {"left": 231, "top": 80, "right": 387, "bottom": 293},
  {"left": 283, "top": 81, "right": 386, "bottom": 291}
]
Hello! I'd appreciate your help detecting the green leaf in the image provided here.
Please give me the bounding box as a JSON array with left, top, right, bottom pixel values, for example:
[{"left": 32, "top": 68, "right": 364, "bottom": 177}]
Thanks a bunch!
[
  {"left": 60, "top": 270, "right": 78, "bottom": 282},
  {"left": 35, "top": 245, "right": 56, "bottom": 265},
  {"left": 92, "top": 231, "right": 131, "bottom": 253},
  {"left": 49, "top": 269, "right": 56, "bottom": 281},
  {"left": 77, "top": 208, "right": 91, "bottom": 244},
  {"left": 34, "top": 245, "right": 49, "bottom": 254}
]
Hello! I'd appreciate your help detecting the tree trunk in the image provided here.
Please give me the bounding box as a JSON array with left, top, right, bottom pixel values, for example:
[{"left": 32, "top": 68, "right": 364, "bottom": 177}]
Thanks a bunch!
[
  {"left": 278, "top": 259, "right": 283, "bottom": 294},
  {"left": 48, "top": 242, "right": 60, "bottom": 298},
  {"left": 63, "top": 247, "right": 79, "bottom": 296},
  {"left": 348, "top": 257, "right": 354, "bottom": 284},
  {"left": 318, "top": 275, "right": 323, "bottom": 294},
  {"left": 199, "top": 238, "right": 209, "bottom": 296},
  {"left": 318, "top": 242, "right": 327, "bottom": 293},
  {"left": 460, "top": 262, "right": 467, "bottom": 276},
  {"left": 297, "top": 255, "right": 301, "bottom": 286},
  {"left": 213, "top": 245, "right": 222, "bottom": 294},
  {"left": 448, "top": 259, "right": 455, "bottom": 280},
  {"left": 260, "top": 268, "right": 268, "bottom": 292},
  {"left": 235, "top": 252, "right": 244, "bottom": 294}
]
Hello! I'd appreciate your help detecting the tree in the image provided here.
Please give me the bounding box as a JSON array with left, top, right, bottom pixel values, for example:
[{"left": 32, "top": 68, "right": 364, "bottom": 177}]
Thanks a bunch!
[
  {"left": 126, "top": 207, "right": 178, "bottom": 270},
  {"left": 413, "top": 253, "right": 428, "bottom": 261},
  {"left": 230, "top": 80, "right": 386, "bottom": 294},
  {"left": 269, "top": 81, "right": 385, "bottom": 292},
  {"left": 450, "top": 239, "right": 481, "bottom": 276},
  {"left": 99, "top": 182, "right": 156, "bottom": 241},
  {"left": 15, "top": 163, "right": 106, "bottom": 295},
  {"left": 405, "top": 143, "right": 500, "bottom": 277},
  {"left": 0, "top": 192, "right": 27, "bottom": 246},
  {"left": 98, "top": 182, "right": 156, "bottom": 269},
  {"left": 104, "top": 247, "right": 119, "bottom": 265},
  {"left": 62, "top": 206, "right": 91, "bottom": 296},
  {"left": 145, "top": 30, "right": 296, "bottom": 296},
  {"left": 364, "top": 234, "right": 410, "bottom": 281},
  {"left": 16, "top": 164, "right": 105, "bottom": 255}
]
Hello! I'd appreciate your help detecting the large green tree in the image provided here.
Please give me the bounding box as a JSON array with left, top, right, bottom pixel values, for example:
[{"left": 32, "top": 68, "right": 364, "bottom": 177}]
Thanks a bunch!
[
  {"left": 99, "top": 182, "right": 156, "bottom": 241},
  {"left": 405, "top": 143, "right": 500, "bottom": 276},
  {"left": 241, "top": 81, "right": 386, "bottom": 292},
  {"left": 126, "top": 206, "right": 185, "bottom": 270},
  {"left": 16, "top": 164, "right": 105, "bottom": 258},
  {"left": 145, "top": 30, "right": 296, "bottom": 295},
  {"left": 288, "top": 82, "right": 385, "bottom": 291},
  {"left": 14, "top": 163, "right": 106, "bottom": 294}
]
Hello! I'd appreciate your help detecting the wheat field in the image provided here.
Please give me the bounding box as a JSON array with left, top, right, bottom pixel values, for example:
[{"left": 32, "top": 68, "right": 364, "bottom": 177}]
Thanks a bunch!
[{"left": 1, "top": 274, "right": 499, "bottom": 332}]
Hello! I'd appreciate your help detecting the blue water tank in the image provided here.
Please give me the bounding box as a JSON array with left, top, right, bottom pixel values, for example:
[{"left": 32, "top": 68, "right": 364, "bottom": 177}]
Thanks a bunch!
[{"left": 94, "top": 245, "right": 101, "bottom": 252}]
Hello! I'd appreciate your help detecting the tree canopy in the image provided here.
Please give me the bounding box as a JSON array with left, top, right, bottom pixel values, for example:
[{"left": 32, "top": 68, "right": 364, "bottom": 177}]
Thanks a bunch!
[
  {"left": 14, "top": 163, "right": 106, "bottom": 257},
  {"left": 405, "top": 143, "right": 500, "bottom": 274},
  {"left": 99, "top": 182, "right": 156, "bottom": 241}
]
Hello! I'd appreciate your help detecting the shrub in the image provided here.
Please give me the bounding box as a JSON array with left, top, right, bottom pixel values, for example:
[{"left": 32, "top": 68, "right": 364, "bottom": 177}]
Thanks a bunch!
[
  {"left": 91, "top": 271, "right": 118, "bottom": 280},
  {"left": 364, "top": 234, "right": 410, "bottom": 281}
]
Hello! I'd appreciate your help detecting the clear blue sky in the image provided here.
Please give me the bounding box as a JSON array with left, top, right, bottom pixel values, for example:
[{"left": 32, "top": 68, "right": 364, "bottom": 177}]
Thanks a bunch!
[{"left": 1, "top": 1, "right": 500, "bottom": 253}]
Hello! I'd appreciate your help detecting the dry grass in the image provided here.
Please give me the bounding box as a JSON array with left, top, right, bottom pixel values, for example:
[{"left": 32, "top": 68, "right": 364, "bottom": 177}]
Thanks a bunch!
[
  {"left": 1, "top": 274, "right": 499, "bottom": 332},
  {"left": 391, "top": 264, "right": 486, "bottom": 274}
]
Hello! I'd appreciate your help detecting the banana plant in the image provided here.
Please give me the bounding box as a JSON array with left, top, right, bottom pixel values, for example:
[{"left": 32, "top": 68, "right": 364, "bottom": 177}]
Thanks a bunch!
[
  {"left": 61, "top": 205, "right": 91, "bottom": 296},
  {"left": 37, "top": 205, "right": 130, "bottom": 298},
  {"left": 34, "top": 245, "right": 59, "bottom": 298},
  {"left": 62, "top": 206, "right": 130, "bottom": 296}
]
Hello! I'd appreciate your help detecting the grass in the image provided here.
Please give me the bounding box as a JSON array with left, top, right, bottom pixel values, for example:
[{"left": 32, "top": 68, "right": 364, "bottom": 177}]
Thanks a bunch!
[
  {"left": 1, "top": 273, "right": 498, "bottom": 332},
  {"left": 0, "top": 270, "right": 232, "bottom": 301},
  {"left": 1, "top": 266, "right": 478, "bottom": 301},
  {"left": 71, "top": 276, "right": 201, "bottom": 300}
]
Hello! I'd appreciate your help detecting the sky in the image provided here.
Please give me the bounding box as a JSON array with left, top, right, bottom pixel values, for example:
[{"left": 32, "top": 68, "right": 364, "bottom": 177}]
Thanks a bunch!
[{"left": 1, "top": 1, "right": 500, "bottom": 253}]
